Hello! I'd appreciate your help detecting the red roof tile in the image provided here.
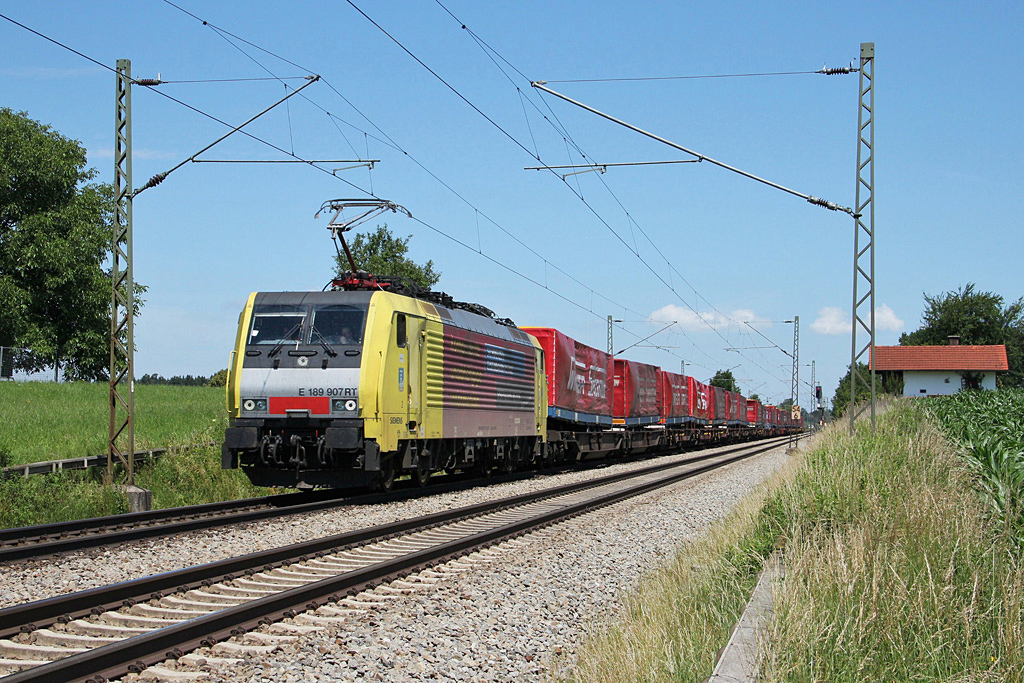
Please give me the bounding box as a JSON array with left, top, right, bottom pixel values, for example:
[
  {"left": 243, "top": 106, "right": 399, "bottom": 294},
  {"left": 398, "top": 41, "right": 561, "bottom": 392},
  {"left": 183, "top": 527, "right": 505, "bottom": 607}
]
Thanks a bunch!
[{"left": 871, "top": 345, "right": 1009, "bottom": 371}]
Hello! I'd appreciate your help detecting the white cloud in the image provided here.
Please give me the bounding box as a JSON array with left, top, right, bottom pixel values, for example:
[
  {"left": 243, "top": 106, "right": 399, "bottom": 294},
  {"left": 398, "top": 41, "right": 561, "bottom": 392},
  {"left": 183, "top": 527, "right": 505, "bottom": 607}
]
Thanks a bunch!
[
  {"left": 811, "top": 307, "right": 850, "bottom": 335},
  {"left": 650, "top": 304, "right": 771, "bottom": 332},
  {"left": 877, "top": 304, "right": 905, "bottom": 332},
  {"left": 811, "top": 304, "right": 904, "bottom": 335}
]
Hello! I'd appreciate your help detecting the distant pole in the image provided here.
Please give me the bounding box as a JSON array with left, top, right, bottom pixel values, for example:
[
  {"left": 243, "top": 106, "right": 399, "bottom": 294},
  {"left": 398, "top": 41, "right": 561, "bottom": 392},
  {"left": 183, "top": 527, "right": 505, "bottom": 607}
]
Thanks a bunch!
[
  {"left": 110, "top": 59, "right": 135, "bottom": 485},
  {"left": 606, "top": 316, "right": 622, "bottom": 355},
  {"left": 850, "top": 42, "right": 876, "bottom": 434}
]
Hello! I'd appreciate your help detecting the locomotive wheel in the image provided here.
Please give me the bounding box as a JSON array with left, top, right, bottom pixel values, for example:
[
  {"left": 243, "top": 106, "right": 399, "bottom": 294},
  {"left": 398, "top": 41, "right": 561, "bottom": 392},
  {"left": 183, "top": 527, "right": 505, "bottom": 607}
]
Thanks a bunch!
[
  {"left": 377, "top": 457, "right": 397, "bottom": 492},
  {"left": 412, "top": 458, "right": 431, "bottom": 487}
]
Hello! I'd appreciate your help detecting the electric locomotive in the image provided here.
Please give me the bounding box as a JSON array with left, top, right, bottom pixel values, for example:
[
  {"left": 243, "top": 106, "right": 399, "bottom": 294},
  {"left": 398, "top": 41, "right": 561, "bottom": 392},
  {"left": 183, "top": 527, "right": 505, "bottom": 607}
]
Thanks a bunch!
[{"left": 222, "top": 275, "right": 547, "bottom": 489}]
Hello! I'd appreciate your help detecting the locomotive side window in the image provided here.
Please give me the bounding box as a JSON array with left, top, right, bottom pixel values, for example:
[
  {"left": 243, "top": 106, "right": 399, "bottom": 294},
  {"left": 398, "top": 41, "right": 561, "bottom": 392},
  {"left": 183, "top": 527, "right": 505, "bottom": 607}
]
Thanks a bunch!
[
  {"left": 309, "top": 305, "right": 366, "bottom": 346},
  {"left": 396, "top": 313, "right": 407, "bottom": 348},
  {"left": 249, "top": 305, "right": 306, "bottom": 345}
]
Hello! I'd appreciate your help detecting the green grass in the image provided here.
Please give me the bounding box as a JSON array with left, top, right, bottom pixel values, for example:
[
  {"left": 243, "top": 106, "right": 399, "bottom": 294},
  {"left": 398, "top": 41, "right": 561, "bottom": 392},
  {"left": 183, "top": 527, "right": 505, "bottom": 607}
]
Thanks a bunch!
[
  {"left": 762, "top": 401, "right": 1023, "bottom": 681},
  {"left": 0, "top": 382, "right": 277, "bottom": 529},
  {"left": 0, "top": 382, "right": 227, "bottom": 466}
]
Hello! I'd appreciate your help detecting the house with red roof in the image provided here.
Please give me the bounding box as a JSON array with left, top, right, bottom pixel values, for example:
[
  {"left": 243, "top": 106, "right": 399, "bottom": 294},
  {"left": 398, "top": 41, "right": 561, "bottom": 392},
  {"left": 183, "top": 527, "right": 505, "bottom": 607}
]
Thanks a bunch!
[{"left": 871, "top": 337, "right": 1009, "bottom": 397}]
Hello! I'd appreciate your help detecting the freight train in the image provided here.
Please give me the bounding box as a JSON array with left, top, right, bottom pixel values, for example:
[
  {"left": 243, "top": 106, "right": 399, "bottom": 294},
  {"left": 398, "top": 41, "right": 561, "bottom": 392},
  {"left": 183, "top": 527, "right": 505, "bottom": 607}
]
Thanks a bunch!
[{"left": 222, "top": 274, "right": 802, "bottom": 490}]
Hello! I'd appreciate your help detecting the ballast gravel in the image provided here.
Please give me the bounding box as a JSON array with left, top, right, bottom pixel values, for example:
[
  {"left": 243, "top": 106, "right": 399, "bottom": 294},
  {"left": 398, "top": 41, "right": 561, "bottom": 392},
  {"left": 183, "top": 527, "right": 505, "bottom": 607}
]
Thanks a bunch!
[
  {"left": 2, "top": 439, "right": 800, "bottom": 681},
  {"left": 189, "top": 443, "right": 795, "bottom": 683}
]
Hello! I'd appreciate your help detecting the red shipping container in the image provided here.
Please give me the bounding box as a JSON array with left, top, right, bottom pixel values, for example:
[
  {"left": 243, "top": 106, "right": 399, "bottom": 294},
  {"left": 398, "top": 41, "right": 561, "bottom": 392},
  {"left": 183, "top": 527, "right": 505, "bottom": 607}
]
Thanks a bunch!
[
  {"left": 746, "top": 399, "right": 761, "bottom": 425},
  {"left": 710, "top": 386, "right": 727, "bottom": 423},
  {"left": 732, "top": 392, "right": 747, "bottom": 423},
  {"left": 520, "top": 327, "right": 614, "bottom": 418},
  {"left": 613, "top": 359, "right": 660, "bottom": 419},
  {"left": 690, "top": 378, "right": 713, "bottom": 422},
  {"left": 657, "top": 370, "right": 691, "bottom": 420}
]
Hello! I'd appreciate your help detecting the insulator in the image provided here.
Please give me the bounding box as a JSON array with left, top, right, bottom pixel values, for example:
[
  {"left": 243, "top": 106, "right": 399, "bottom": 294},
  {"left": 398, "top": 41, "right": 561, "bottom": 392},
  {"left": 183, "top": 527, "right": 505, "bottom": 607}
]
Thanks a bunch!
[
  {"left": 135, "top": 78, "right": 162, "bottom": 86},
  {"left": 818, "top": 65, "right": 858, "bottom": 76},
  {"left": 139, "top": 172, "right": 167, "bottom": 192}
]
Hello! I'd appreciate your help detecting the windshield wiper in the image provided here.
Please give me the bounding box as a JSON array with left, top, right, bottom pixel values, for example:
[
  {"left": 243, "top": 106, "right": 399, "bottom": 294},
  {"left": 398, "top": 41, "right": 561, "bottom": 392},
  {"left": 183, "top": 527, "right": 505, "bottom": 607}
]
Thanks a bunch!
[
  {"left": 311, "top": 326, "right": 338, "bottom": 357},
  {"left": 268, "top": 322, "right": 301, "bottom": 358}
]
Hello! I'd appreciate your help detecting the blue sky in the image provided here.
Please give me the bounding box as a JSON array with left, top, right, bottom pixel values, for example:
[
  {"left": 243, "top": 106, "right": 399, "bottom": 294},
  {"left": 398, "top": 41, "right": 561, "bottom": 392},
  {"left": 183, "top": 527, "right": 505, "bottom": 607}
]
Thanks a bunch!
[{"left": 2, "top": 1, "right": 1021, "bottom": 407}]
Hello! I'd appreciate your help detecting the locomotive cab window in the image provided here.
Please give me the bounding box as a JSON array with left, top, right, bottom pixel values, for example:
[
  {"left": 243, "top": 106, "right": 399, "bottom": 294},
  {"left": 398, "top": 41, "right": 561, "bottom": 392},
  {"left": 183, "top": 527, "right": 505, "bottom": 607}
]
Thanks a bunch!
[
  {"left": 396, "top": 313, "right": 407, "bottom": 348},
  {"left": 248, "top": 305, "right": 306, "bottom": 345},
  {"left": 309, "top": 304, "right": 366, "bottom": 346}
]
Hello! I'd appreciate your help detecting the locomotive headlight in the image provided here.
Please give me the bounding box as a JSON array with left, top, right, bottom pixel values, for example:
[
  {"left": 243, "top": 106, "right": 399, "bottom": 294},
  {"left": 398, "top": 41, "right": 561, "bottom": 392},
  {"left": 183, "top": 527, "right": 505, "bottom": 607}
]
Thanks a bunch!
[
  {"left": 242, "top": 398, "right": 267, "bottom": 412},
  {"left": 332, "top": 398, "right": 358, "bottom": 413}
]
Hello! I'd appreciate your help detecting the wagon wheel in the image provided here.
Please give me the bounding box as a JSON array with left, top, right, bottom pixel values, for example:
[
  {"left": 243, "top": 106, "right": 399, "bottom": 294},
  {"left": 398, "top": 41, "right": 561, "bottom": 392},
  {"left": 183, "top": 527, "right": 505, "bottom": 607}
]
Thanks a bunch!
[{"left": 472, "top": 453, "right": 492, "bottom": 479}]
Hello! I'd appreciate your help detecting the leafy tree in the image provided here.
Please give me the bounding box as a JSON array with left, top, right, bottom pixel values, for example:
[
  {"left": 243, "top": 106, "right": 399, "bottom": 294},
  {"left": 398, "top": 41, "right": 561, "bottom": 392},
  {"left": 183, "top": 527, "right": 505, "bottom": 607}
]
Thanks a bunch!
[
  {"left": 207, "top": 368, "right": 228, "bottom": 387},
  {"left": 709, "top": 368, "right": 740, "bottom": 393},
  {"left": 900, "top": 283, "right": 1023, "bottom": 387},
  {"left": 748, "top": 393, "right": 760, "bottom": 402},
  {"left": 334, "top": 224, "right": 440, "bottom": 290},
  {"left": 0, "top": 109, "right": 143, "bottom": 381}
]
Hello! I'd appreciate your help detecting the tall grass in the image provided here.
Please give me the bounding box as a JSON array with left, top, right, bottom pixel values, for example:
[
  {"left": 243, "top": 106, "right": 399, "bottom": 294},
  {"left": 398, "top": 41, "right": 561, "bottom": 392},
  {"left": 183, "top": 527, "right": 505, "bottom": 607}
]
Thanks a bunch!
[
  {"left": 762, "top": 401, "right": 1023, "bottom": 681},
  {"left": 0, "top": 471, "right": 128, "bottom": 528},
  {"left": 0, "top": 382, "right": 226, "bottom": 466}
]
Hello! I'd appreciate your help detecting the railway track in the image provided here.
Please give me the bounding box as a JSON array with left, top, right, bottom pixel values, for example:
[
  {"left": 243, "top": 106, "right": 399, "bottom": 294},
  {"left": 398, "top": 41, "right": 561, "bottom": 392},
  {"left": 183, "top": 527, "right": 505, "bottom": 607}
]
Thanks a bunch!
[
  {"left": 0, "top": 436, "right": 784, "bottom": 564},
  {"left": 0, "top": 434, "right": 798, "bottom": 683},
  {"left": 0, "top": 461, "right": 601, "bottom": 564}
]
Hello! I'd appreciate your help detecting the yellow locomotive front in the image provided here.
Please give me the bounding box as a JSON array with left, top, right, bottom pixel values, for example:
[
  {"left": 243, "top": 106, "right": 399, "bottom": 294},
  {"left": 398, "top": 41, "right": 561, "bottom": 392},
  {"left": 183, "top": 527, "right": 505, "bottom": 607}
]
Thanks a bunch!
[{"left": 223, "top": 287, "right": 547, "bottom": 489}]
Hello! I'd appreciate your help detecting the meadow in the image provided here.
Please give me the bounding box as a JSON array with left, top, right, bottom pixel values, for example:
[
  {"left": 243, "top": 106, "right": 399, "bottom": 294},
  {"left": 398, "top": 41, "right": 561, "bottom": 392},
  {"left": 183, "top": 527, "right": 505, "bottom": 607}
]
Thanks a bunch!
[
  {"left": 0, "top": 382, "right": 227, "bottom": 466},
  {"left": 0, "top": 382, "right": 274, "bottom": 528}
]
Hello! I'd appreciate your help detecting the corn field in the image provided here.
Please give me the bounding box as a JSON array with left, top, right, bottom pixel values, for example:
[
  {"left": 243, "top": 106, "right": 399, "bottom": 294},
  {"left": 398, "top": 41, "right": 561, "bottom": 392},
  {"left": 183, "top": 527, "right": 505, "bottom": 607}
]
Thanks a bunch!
[{"left": 927, "top": 388, "right": 1024, "bottom": 550}]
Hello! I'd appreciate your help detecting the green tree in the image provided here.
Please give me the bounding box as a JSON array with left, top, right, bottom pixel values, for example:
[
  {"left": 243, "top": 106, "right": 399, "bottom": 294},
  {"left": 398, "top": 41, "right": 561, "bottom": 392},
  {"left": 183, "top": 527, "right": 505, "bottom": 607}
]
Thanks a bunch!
[
  {"left": 1, "top": 109, "right": 141, "bottom": 381},
  {"left": 207, "top": 368, "right": 228, "bottom": 387},
  {"left": 900, "top": 283, "right": 1023, "bottom": 387},
  {"left": 748, "top": 393, "right": 760, "bottom": 402},
  {"left": 334, "top": 224, "right": 440, "bottom": 290},
  {"left": 709, "top": 368, "right": 740, "bottom": 393}
]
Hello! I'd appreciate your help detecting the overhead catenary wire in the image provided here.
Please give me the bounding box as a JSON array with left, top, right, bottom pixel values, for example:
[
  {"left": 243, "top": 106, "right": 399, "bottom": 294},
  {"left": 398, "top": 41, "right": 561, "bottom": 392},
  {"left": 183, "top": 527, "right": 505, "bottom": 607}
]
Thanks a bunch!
[
  {"left": 3, "top": 3, "right": 694, "bottom": 369},
  {"left": 157, "top": 0, "right": 697, "bottom": 357},
  {"left": 7, "top": 5, "right": 778, "bottom": 384},
  {"left": 427, "top": 0, "right": 796, "bottom": 386}
]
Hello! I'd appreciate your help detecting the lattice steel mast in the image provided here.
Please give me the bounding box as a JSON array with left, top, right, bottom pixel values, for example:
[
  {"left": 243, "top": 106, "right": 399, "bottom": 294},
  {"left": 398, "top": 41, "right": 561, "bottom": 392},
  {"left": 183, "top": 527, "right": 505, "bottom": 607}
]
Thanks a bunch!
[
  {"left": 110, "top": 59, "right": 135, "bottom": 484},
  {"left": 790, "top": 316, "right": 799, "bottom": 409},
  {"left": 850, "top": 42, "right": 876, "bottom": 434}
]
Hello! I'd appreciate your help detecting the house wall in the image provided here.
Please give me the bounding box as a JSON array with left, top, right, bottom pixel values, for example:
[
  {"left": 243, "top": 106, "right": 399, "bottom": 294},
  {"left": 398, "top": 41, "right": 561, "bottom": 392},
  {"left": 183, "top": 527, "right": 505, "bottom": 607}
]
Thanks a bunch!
[{"left": 903, "top": 370, "right": 997, "bottom": 396}]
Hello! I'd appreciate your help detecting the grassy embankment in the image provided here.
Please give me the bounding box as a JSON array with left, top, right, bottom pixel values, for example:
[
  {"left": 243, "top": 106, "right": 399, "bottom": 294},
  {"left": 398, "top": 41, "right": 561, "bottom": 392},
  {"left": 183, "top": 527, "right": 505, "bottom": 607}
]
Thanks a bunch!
[
  {"left": 566, "top": 395, "right": 1024, "bottom": 682},
  {"left": 0, "top": 382, "right": 274, "bottom": 528}
]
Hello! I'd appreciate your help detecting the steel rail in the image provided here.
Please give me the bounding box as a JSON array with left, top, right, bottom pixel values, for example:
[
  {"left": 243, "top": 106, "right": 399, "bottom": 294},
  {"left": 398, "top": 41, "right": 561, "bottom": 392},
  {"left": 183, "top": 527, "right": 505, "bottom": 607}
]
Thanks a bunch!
[
  {"left": 0, "top": 460, "right": 600, "bottom": 562},
  {"left": 0, "top": 436, "right": 794, "bottom": 642},
  {"left": 0, "top": 434, "right": 791, "bottom": 564},
  {"left": 0, "top": 436, "right": 799, "bottom": 683}
]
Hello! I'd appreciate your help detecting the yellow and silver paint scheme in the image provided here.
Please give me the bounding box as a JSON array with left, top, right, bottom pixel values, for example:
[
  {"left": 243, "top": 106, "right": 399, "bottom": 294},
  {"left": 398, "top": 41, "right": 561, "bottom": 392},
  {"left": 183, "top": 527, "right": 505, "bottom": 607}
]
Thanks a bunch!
[{"left": 226, "top": 289, "right": 546, "bottom": 458}]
